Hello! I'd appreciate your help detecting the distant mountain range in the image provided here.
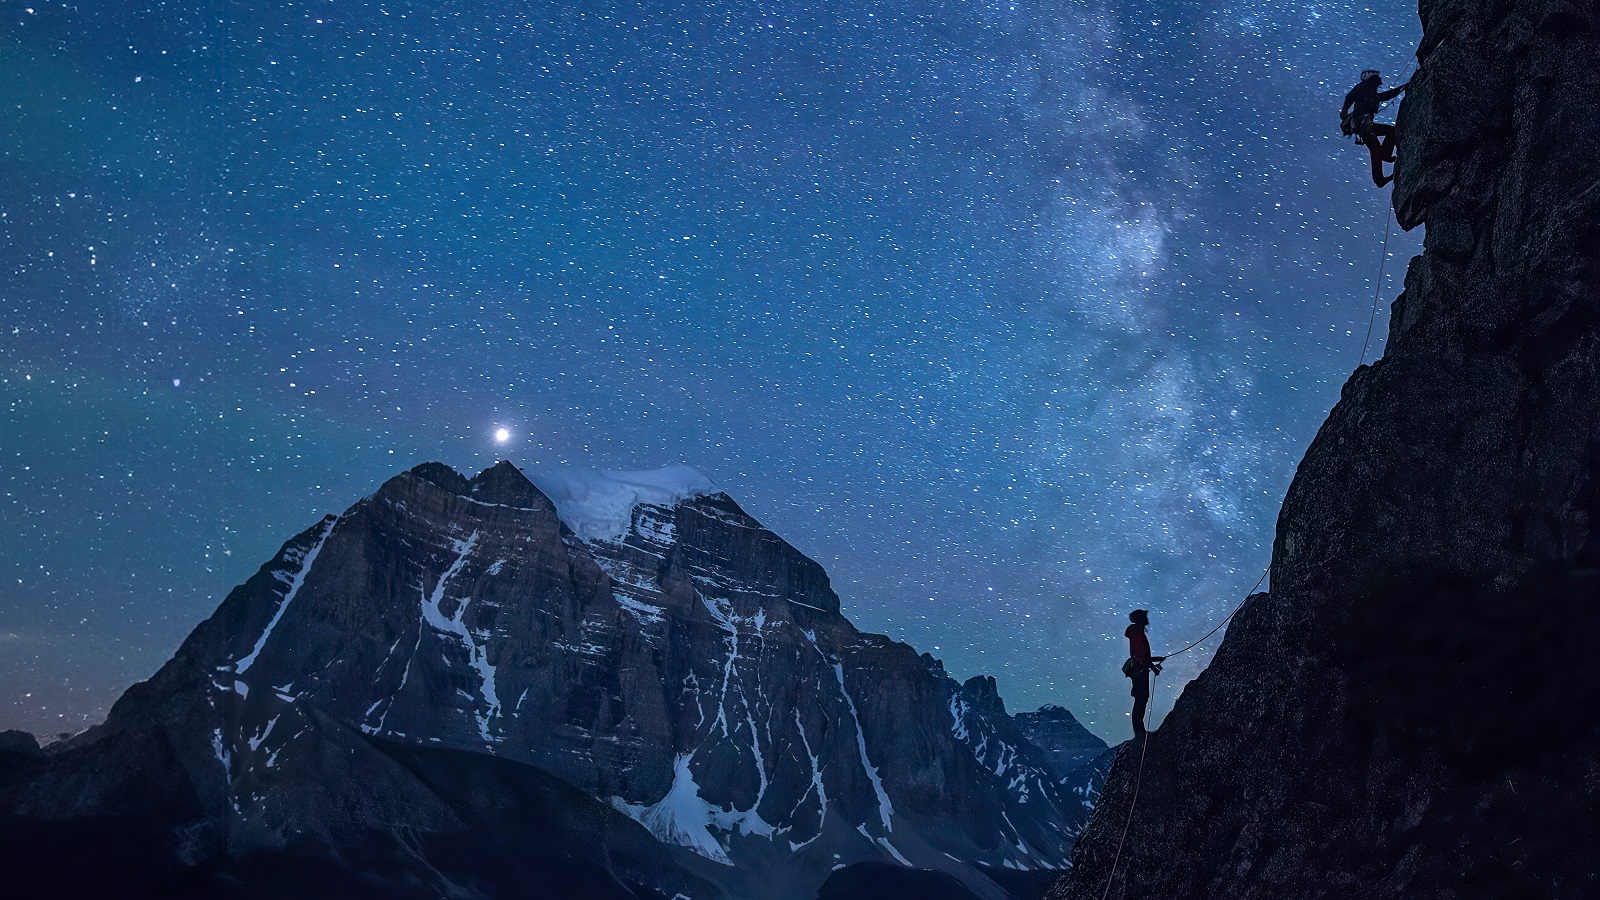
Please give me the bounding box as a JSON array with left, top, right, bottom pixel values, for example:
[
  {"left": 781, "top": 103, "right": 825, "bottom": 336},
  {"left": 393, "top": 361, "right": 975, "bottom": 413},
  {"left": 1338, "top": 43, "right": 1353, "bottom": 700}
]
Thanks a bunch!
[{"left": 0, "top": 461, "right": 1108, "bottom": 899}]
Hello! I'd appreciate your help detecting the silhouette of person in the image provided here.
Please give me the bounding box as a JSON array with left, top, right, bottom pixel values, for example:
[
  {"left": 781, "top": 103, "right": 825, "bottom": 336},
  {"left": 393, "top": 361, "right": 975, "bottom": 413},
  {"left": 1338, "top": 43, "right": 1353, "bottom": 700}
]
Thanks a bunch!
[
  {"left": 1126, "top": 609, "right": 1165, "bottom": 739},
  {"left": 1342, "top": 69, "right": 1408, "bottom": 187}
]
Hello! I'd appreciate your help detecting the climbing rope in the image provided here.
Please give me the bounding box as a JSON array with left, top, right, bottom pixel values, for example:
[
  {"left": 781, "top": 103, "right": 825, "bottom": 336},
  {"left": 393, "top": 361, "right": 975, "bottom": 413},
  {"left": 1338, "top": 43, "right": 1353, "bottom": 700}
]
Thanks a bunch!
[
  {"left": 1358, "top": 206, "right": 1394, "bottom": 366},
  {"left": 1095, "top": 562, "right": 1269, "bottom": 898},
  {"left": 1098, "top": 672, "right": 1155, "bottom": 900},
  {"left": 1166, "top": 563, "right": 1270, "bottom": 659}
]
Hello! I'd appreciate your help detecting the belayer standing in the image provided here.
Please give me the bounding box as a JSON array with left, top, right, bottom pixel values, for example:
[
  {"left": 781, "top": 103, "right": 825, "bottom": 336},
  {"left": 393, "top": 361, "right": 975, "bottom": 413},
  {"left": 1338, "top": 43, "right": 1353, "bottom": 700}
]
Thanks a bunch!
[
  {"left": 1122, "top": 609, "right": 1166, "bottom": 739},
  {"left": 1341, "top": 69, "right": 1408, "bottom": 187}
]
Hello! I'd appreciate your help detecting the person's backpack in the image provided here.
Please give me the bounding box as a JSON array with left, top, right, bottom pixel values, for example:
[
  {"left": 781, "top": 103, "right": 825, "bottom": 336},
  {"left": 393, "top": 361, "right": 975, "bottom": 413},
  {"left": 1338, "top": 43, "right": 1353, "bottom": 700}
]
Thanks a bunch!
[
  {"left": 1340, "top": 110, "right": 1368, "bottom": 145},
  {"left": 1121, "top": 657, "right": 1141, "bottom": 678}
]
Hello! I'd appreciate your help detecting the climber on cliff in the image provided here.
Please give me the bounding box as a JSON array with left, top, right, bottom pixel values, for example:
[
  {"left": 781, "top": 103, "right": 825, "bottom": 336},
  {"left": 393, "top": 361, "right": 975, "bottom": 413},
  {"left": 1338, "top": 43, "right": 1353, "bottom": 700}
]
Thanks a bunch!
[
  {"left": 1341, "top": 69, "right": 1409, "bottom": 187},
  {"left": 1123, "top": 609, "right": 1165, "bottom": 739}
]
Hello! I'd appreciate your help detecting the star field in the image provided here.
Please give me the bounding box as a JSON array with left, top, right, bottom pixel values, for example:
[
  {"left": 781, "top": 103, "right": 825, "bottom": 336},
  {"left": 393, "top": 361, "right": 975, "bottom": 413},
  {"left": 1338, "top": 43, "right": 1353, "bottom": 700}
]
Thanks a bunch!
[{"left": 2, "top": 0, "right": 1420, "bottom": 741}]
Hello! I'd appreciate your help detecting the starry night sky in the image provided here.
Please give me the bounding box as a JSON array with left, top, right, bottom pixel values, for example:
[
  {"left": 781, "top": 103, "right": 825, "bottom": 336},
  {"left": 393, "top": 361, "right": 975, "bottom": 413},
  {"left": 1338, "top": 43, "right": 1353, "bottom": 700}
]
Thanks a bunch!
[{"left": 2, "top": 0, "right": 1421, "bottom": 742}]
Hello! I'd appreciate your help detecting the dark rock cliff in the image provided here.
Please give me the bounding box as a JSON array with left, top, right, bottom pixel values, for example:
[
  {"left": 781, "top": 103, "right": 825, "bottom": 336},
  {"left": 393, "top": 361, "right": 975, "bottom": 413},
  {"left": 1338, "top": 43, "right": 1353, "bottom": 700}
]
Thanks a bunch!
[
  {"left": 0, "top": 462, "right": 1098, "bottom": 900},
  {"left": 1050, "top": 0, "right": 1600, "bottom": 897}
]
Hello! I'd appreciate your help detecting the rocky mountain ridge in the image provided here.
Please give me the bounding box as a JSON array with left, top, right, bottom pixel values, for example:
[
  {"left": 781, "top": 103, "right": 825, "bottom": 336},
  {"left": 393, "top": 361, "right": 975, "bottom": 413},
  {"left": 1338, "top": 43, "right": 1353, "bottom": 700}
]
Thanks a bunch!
[
  {"left": 0, "top": 460, "right": 1106, "bottom": 899},
  {"left": 1050, "top": 0, "right": 1600, "bottom": 896}
]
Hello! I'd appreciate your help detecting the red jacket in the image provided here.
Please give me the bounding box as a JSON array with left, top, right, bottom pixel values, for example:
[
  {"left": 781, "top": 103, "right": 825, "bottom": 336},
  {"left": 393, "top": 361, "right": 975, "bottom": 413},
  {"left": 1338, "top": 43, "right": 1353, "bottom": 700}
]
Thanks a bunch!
[{"left": 1126, "top": 624, "right": 1153, "bottom": 668}]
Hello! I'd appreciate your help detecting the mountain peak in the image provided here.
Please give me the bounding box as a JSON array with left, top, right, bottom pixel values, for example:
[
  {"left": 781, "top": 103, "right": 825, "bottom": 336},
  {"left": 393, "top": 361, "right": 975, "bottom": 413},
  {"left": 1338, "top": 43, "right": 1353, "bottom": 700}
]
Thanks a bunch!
[
  {"left": 468, "top": 460, "right": 553, "bottom": 510},
  {"left": 406, "top": 461, "right": 470, "bottom": 494},
  {"left": 960, "top": 675, "right": 1006, "bottom": 717},
  {"left": 1012, "top": 705, "right": 1107, "bottom": 785}
]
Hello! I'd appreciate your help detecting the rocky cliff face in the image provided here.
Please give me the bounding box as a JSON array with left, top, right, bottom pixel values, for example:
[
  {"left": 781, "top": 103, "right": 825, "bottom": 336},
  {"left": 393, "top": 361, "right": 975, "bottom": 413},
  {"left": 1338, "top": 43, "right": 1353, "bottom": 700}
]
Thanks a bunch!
[
  {"left": 0, "top": 461, "right": 1098, "bottom": 899},
  {"left": 1050, "top": 0, "right": 1600, "bottom": 897}
]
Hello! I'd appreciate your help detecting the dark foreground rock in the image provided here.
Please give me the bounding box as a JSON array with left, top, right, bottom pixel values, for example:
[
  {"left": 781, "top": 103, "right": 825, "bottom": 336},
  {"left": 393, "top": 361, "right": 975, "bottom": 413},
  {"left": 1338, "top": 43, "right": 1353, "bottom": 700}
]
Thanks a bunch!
[
  {"left": 1050, "top": 0, "right": 1600, "bottom": 897},
  {"left": 2, "top": 733, "right": 724, "bottom": 899},
  {"left": 0, "top": 730, "right": 43, "bottom": 761},
  {"left": 0, "top": 462, "right": 1099, "bottom": 899},
  {"left": 817, "top": 861, "right": 986, "bottom": 900}
]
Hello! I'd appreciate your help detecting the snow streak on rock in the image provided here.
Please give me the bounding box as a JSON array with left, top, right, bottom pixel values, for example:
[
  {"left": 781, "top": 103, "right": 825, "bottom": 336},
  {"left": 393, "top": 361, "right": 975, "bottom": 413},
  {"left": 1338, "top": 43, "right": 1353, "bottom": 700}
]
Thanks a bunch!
[
  {"left": 590, "top": 505, "right": 675, "bottom": 628},
  {"left": 950, "top": 693, "right": 971, "bottom": 741},
  {"left": 832, "top": 663, "right": 894, "bottom": 833},
  {"left": 788, "top": 708, "right": 829, "bottom": 851},
  {"left": 419, "top": 531, "right": 500, "bottom": 742},
  {"left": 212, "top": 727, "right": 231, "bottom": 777},
  {"left": 235, "top": 516, "right": 338, "bottom": 676},
  {"left": 702, "top": 594, "right": 741, "bottom": 739}
]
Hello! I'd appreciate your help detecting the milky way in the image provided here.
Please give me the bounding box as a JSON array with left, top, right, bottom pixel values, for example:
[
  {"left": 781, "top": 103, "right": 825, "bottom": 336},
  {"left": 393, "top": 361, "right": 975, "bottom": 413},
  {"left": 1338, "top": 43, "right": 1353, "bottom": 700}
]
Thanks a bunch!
[{"left": 2, "top": 0, "right": 1421, "bottom": 740}]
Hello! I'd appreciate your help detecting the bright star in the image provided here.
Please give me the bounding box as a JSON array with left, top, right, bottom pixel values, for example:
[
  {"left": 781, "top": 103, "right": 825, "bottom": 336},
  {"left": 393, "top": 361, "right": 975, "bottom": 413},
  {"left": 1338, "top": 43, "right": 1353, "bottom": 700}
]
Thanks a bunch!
[{"left": 494, "top": 428, "right": 510, "bottom": 444}]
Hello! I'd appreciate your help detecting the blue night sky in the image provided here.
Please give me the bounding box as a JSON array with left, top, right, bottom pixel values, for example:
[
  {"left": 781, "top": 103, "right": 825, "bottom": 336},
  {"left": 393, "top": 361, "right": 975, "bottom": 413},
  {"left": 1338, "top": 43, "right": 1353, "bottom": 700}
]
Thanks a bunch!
[{"left": 2, "top": 0, "right": 1420, "bottom": 741}]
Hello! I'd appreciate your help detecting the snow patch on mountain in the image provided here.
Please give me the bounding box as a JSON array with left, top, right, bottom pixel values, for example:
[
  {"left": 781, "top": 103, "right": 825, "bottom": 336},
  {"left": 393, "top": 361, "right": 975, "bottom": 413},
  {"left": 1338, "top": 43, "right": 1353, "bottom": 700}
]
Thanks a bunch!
[
  {"left": 612, "top": 752, "right": 735, "bottom": 864},
  {"left": 537, "top": 466, "right": 716, "bottom": 541}
]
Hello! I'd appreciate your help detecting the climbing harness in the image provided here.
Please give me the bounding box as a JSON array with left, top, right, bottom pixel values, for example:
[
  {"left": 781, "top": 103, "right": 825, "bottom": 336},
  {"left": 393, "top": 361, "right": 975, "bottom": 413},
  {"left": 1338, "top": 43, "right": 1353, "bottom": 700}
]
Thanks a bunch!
[
  {"left": 1341, "top": 54, "right": 1418, "bottom": 143},
  {"left": 1096, "top": 563, "right": 1269, "bottom": 898}
]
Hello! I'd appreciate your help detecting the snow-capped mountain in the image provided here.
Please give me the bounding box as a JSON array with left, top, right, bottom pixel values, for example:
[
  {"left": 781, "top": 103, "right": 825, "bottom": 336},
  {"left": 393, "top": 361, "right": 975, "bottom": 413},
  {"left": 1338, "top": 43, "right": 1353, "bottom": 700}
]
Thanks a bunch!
[{"left": 0, "top": 461, "right": 1104, "bottom": 899}]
